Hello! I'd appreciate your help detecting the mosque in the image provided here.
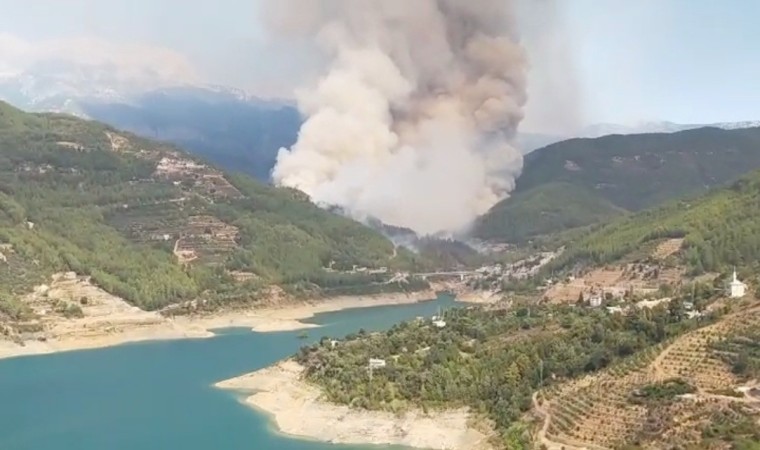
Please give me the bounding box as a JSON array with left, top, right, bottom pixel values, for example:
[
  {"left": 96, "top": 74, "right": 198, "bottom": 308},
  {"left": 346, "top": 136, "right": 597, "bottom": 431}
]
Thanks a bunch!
[{"left": 729, "top": 269, "right": 747, "bottom": 299}]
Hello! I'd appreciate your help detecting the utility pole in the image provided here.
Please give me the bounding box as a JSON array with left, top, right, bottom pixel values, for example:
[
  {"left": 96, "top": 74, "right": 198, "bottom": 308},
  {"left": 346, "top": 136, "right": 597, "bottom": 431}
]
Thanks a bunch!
[
  {"left": 368, "top": 358, "right": 386, "bottom": 405},
  {"left": 539, "top": 359, "right": 544, "bottom": 388}
]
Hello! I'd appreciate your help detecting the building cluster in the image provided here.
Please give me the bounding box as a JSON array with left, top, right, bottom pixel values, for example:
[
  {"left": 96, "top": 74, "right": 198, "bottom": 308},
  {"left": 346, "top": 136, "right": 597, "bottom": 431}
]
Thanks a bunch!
[
  {"left": 155, "top": 155, "right": 243, "bottom": 200},
  {"left": 583, "top": 270, "right": 749, "bottom": 318},
  {"left": 323, "top": 263, "right": 389, "bottom": 275}
]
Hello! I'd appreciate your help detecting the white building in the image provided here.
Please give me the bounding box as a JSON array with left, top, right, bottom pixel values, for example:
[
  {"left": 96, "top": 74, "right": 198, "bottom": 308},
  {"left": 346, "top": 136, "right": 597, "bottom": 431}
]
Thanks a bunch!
[
  {"left": 369, "top": 358, "right": 387, "bottom": 369},
  {"left": 607, "top": 306, "right": 625, "bottom": 315},
  {"left": 729, "top": 270, "right": 747, "bottom": 298},
  {"left": 588, "top": 293, "right": 603, "bottom": 308}
]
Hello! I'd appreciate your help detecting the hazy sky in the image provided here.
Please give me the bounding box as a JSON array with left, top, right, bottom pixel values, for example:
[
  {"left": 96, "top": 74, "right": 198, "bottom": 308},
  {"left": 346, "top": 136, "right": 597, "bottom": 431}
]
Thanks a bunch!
[{"left": 1, "top": 0, "right": 759, "bottom": 132}]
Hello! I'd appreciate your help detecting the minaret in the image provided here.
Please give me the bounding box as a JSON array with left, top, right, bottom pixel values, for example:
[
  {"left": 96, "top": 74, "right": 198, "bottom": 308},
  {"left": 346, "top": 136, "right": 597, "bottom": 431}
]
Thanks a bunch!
[{"left": 729, "top": 267, "right": 746, "bottom": 299}]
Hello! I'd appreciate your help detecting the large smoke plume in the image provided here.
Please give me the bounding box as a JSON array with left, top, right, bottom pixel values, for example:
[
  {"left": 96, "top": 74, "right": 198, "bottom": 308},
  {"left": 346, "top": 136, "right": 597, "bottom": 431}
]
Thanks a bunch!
[{"left": 267, "top": 0, "right": 528, "bottom": 235}]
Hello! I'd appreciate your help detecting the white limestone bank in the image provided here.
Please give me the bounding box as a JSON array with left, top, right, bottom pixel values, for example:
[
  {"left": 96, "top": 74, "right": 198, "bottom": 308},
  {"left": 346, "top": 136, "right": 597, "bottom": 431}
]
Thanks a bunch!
[
  {"left": 216, "top": 360, "right": 493, "bottom": 450},
  {"left": 0, "top": 274, "right": 440, "bottom": 360}
]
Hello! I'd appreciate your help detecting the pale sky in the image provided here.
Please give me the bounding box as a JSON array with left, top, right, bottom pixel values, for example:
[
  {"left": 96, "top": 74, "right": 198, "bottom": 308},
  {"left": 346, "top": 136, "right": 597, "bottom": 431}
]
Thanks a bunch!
[{"left": 1, "top": 0, "right": 759, "bottom": 132}]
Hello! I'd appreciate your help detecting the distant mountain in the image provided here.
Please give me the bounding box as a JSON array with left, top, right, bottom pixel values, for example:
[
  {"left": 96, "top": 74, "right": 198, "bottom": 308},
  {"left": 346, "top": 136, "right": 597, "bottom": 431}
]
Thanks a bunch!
[
  {"left": 0, "top": 69, "right": 301, "bottom": 182},
  {"left": 578, "top": 120, "right": 760, "bottom": 139},
  {"left": 518, "top": 121, "right": 760, "bottom": 154},
  {"left": 475, "top": 126, "right": 760, "bottom": 243},
  {"left": 0, "top": 60, "right": 154, "bottom": 115},
  {"left": 80, "top": 88, "right": 301, "bottom": 181},
  {"left": 516, "top": 132, "right": 565, "bottom": 154}
]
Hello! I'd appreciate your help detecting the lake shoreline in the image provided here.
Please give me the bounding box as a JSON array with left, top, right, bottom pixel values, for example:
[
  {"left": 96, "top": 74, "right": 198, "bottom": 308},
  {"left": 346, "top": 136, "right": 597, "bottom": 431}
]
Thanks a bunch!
[
  {"left": 215, "top": 360, "right": 494, "bottom": 450},
  {"left": 0, "top": 288, "right": 449, "bottom": 361}
]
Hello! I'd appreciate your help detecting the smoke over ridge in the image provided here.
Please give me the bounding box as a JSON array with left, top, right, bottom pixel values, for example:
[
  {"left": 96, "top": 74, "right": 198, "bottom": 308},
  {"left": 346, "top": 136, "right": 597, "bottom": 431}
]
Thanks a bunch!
[{"left": 268, "top": 0, "right": 528, "bottom": 235}]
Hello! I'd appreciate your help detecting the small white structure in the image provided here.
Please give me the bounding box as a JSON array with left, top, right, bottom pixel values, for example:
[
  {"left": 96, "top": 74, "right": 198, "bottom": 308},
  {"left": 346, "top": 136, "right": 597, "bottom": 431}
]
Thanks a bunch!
[
  {"left": 729, "top": 270, "right": 747, "bottom": 299},
  {"left": 369, "top": 358, "right": 387, "bottom": 369},
  {"left": 588, "top": 293, "right": 603, "bottom": 308},
  {"left": 607, "top": 306, "right": 625, "bottom": 315},
  {"left": 368, "top": 358, "right": 387, "bottom": 381},
  {"left": 432, "top": 307, "right": 446, "bottom": 328},
  {"left": 686, "top": 311, "right": 703, "bottom": 319}
]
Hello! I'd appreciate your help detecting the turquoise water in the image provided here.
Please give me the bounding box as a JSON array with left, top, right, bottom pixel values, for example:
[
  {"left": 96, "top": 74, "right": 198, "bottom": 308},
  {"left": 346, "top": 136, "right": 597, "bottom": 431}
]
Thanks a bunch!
[{"left": 0, "top": 295, "right": 459, "bottom": 450}]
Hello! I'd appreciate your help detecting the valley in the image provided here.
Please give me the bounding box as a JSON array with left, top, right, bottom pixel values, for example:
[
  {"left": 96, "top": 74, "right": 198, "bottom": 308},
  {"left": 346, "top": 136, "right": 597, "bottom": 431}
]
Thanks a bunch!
[
  {"left": 236, "top": 128, "right": 760, "bottom": 448},
  {"left": 3, "top": 79, "right": 760, "bottom": 450},
  {"left": 4, "top": 2, "right": 760, "bottom": 450},
  {"left": 0, "top": 101, "right": 455, "bottom": 350}
]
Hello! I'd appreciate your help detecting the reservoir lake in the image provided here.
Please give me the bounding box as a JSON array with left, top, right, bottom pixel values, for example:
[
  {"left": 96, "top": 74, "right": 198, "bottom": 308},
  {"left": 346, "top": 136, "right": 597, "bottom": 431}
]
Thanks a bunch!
[{"left": 0, "top": 295, "right": 459, "bottom": 450}]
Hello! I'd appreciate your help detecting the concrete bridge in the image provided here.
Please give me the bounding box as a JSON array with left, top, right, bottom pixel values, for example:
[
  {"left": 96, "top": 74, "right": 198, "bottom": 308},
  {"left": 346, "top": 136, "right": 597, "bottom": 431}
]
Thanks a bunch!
[{"left": 415, "top": 271, "right": 479, "bottom": 281}]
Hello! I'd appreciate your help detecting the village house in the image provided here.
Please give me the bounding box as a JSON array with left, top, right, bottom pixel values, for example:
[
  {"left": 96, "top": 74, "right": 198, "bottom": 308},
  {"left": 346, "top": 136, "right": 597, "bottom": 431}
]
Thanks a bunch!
[{"left": 588, "top": 292, "right": 604, "bottom": 308}]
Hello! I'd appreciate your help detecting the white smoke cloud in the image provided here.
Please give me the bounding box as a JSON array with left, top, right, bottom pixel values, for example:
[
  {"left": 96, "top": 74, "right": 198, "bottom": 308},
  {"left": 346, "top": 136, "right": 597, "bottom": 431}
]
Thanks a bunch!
[{"left": 268, "top": 0, "right": 528, "bottom": 236}]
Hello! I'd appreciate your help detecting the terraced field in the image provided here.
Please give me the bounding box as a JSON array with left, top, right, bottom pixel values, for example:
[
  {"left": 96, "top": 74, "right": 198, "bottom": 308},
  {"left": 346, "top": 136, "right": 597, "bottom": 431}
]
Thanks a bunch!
[
  {"left": 536, "top": 302, "right": 760, "bottom": 449},
  {"left": 544, "top": 262, "right": 683, "bottom": 304},
  {"left": 0, "top": 101, "right": 411, "bottom": 326},
  {"left": 652, "top": 238, "right": 684, "bottom": 260},
  {"left": 174, "top": 215, "right": 240, "bottom": 264},
  {"left": 539, "top": 346, "right": 662, "bottom": 448}
]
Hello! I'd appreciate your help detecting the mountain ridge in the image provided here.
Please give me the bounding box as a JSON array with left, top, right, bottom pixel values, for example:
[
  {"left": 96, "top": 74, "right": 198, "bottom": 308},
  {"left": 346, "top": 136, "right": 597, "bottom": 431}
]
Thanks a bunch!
[
  {"left": 475, "top": 125, "right": 760, "bottom": 243},
  {"left": 543, "top": 165, "right": 760, "bottom": 277},
  {"left": 3, "top": 70, "right": 758, "bottom": 158}
]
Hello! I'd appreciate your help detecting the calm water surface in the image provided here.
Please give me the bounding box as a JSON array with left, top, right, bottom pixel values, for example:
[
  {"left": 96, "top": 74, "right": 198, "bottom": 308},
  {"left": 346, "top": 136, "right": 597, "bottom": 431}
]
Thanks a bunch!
[{"left": 0, "top": 295, "right": 459, "bottom": 450}]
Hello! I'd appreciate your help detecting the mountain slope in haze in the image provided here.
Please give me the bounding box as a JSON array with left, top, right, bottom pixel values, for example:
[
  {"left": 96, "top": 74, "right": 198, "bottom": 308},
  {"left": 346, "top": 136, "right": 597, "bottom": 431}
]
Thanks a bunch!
[
  {"left": 475, "top": 126, "right": 760, "bottom": 243},
  {"left": 546, "top": 167, "right": 760, "bottom": 276},
  {"left": 0, "top": 72, "right": 302, "bottom": 182},
  {"left": 0, "top": 101, "right": 420, "bottom": 322},
  {"left": 80, "top": 87, "right": 301, "bottom": 181},
  {"left": 580, "top": 119, "right": 760, "bottom": 139},
  {"left": 517, "top": 121, "right": 760, "bottom": 153}
]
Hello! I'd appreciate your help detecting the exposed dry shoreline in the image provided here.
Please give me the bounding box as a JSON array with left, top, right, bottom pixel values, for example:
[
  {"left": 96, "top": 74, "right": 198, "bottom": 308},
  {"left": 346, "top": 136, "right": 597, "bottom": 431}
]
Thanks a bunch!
[
  {"left": 216, "top": 360, "right": 493, "bottom": 450},
  {"left": 0, "top": 275, "right": 445, "bottom": 361},
  {"left": 180, "top": 288, "right": 442, "bottom": 333},
  {"left": 1, "top": 275, "right": 499, "bottom": 448}
]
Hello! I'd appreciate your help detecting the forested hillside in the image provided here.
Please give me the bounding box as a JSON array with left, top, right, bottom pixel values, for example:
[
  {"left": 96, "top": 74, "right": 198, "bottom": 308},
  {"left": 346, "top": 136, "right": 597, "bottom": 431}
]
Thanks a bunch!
[
  {"left": 475, "top": 126, "right": 760, "bottom": 243},
  {"left": 474, "top": 182, "right": 624, "bottom": 243},
  {"left": 297, "top": 301, "right": 715, "bottom": 448},
  {"left": 0, "top": 101, "right": 422, "bottom": 319},
  {"left": 545, "top": 168, "right": 760, "bottom": 276}
]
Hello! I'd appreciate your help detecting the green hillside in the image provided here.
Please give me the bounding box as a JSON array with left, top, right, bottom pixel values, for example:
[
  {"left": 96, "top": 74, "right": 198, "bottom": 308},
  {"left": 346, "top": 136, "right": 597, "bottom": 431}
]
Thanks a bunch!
[
  {"left": 0, "top": 101, "right": 421, "bottom": 319},
  {"left": 475, "top": 126, "right": 760, "bottom": 242},
  {"left": 297, "top": 301, "right": 711, "bottom": 448},
  {"left": 546, "top": 169, "right": 760, "bottom": 276},
  {"left": 473, "top": 182, "right": 625, "bottom": 243}
]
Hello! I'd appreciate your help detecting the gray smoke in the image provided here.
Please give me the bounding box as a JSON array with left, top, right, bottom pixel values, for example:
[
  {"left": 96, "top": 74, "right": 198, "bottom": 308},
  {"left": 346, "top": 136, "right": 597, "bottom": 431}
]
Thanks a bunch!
[{"left": 268, "top": 0, "right": 528, "bottom": 235}]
